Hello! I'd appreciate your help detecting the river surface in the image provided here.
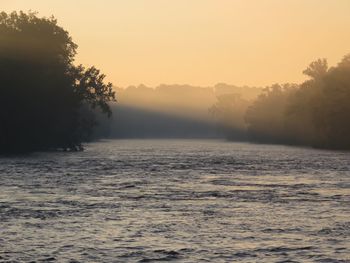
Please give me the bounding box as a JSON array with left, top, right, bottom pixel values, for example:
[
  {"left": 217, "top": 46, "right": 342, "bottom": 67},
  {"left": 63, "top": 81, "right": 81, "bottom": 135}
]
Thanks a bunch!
[{"left": 0, "top": 139, "right": 349, "bottom": 262}]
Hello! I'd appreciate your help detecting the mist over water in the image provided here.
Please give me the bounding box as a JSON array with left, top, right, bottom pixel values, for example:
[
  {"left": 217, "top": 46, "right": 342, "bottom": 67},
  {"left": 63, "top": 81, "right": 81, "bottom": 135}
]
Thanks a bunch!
[
  {"left": 99, "top": 84, "right": 262, "bottom": 139},
  {"left": 1, "top": 140, "right": 349, "bottom": 262}
]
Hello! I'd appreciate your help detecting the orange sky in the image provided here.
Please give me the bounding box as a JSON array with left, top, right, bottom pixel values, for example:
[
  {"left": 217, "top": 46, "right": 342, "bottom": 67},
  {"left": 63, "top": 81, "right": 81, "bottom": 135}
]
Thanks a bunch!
[{"left": 3, "top": 0, "right": 350, "bottom": 88}]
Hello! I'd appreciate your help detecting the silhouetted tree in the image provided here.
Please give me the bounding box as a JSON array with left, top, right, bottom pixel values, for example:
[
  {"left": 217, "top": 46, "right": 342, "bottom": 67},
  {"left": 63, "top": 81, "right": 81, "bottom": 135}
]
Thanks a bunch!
[
  {"left": 243, "top": 55, "right": 350, "bottom": 149},
  {"left": 302, "top": 58, "right": 328, "bottom": 80},
  {"left": 0, "top": 11, "right": 116, "bottom": 153},
  {"left": 245, "top": 83, "right": 299, "bottom": 144},
  {"left": 288, "top": 55, "right": 350, "bottom": 149}
]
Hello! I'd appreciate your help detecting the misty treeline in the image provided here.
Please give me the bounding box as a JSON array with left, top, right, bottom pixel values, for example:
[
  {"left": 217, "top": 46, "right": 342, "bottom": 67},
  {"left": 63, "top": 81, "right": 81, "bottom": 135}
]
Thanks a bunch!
[
  {"left": 107, "top": 84, "right": 261, "bottom": 138},
  {"left": 115, "top": 83, "right": 260, "bottom": 120},
  {"left": 0, "top": 11, "right": 115, "bottom": 153},
  {"left": 211, "top": 55, "right": 350, "bottom": 150}
]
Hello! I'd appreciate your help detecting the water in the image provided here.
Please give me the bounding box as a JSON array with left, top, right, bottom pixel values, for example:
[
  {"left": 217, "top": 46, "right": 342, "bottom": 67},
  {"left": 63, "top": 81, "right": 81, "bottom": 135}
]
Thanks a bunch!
[{"left": 0, "top": 139, "right": 349, "bottom": 262}]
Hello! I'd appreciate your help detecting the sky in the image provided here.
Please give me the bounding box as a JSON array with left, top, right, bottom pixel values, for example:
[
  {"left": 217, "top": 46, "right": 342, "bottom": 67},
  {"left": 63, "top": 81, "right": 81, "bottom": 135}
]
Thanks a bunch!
[{"left": 3, "top": 0, "right": 350, "bottom": 88}]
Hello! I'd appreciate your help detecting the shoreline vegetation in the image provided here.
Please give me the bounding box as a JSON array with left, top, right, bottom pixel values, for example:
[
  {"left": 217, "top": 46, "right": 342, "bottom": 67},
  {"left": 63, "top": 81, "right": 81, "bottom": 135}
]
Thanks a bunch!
[
  {"left": 0, "top": 11, "right": 116, "bottom": 154},
  {"left": 210, "top": 56, "right": 350, "bottom": 150},
  {"left": 1, "top": 11, "right": 349, "bottom": 153}
]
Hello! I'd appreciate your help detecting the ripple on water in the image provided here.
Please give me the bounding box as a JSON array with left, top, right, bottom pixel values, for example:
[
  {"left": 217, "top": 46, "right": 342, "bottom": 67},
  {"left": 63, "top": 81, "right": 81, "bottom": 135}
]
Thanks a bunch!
[{"left": 0, "top": 139, "right": 349, "bottom": 262}]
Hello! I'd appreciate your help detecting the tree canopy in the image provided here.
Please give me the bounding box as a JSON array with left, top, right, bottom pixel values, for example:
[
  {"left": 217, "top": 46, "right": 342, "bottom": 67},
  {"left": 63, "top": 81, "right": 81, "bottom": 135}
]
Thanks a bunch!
[
  {"left": 211, "top": 54, "right": 350, "bottom": 150},
  {"left": 0, "top": 11, "right": 116, "bottom": 153}
]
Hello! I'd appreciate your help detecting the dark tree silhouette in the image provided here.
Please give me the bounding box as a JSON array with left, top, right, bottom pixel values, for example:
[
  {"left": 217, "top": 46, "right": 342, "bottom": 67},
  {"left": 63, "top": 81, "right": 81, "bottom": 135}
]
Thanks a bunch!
[
  {"left": 0, "top": 11, "right": 116, "bottom": 153},
  {"left": 245, "top": 83, "right": 299, "bottom": 144},
  {"left": 210, "top": 55, "right": 350, "bottom": 150},
  {"left": 288, "top": 55, "right": 350, "bottom": 149}
]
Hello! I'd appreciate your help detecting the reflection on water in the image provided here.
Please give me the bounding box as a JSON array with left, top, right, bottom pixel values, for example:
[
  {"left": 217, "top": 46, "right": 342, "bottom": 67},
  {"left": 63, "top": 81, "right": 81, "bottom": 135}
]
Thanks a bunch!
[{"left": 0, "top": 140, "right": 349, "bottom": 262}]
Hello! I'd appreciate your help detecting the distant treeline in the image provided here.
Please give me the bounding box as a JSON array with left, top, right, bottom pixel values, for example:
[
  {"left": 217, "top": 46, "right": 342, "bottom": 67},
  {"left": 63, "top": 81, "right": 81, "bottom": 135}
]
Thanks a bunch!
[
  {"left": 102, "top": 84, "right": 262, "bottom": 139},
  {"left": 115, "top": 83, "right": 261, "bottom": 115},
  {"left": 211, "top": 56, "right": 350, "bottom": 150}
]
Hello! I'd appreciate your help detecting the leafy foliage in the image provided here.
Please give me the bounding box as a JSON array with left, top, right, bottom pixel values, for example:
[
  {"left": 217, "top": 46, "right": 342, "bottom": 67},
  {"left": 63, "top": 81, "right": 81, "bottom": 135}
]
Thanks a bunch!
[
  {"left": 0, "top": 11, "right": 116, "bottom": 153},
  {"left": 211, "top": 55, "right": 350, "bottom": 150}
]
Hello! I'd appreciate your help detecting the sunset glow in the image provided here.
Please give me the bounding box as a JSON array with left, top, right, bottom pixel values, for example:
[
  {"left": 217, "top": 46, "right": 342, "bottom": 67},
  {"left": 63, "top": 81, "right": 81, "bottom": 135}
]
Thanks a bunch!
[{"left": 3, "top": 0, "right": 350, "bottom": 87}]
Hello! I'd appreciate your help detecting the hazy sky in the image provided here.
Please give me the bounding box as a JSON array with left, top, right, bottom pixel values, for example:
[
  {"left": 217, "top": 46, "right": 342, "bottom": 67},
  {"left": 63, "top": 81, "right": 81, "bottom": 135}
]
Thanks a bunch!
[{"left": 3, "top": 0, "right": 350, "bottom": 87}]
